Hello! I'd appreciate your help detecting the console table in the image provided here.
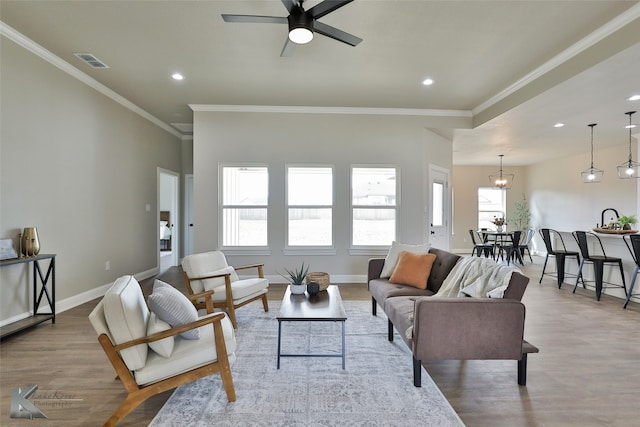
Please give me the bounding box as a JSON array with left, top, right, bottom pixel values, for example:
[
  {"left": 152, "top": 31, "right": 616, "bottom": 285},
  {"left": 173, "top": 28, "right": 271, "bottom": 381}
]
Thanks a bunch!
[{"left": 0, "top": 254, "right": 56, "bottom": 339}]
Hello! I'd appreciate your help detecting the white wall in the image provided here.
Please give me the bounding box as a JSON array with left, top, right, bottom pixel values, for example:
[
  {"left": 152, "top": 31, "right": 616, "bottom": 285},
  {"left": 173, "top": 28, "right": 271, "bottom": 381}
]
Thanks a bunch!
[
  {"left": 192, "top": 111, "right": 452, "bottom": 281},
  {"left": 0, "top": 35, "right": 182, "bottom": 324}
]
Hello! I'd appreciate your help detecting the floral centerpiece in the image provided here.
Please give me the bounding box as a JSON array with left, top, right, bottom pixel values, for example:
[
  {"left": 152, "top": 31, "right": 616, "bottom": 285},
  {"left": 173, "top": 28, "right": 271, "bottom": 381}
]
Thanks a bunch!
[{"left": 491, "top": 217, "right": 507, "bottom": 232}]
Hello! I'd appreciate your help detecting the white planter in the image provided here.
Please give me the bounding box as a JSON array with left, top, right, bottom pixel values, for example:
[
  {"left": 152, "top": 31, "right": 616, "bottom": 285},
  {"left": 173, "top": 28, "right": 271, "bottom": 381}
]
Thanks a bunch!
[{"left": 289, "top": 284, "right": 306, "bottom": 295}]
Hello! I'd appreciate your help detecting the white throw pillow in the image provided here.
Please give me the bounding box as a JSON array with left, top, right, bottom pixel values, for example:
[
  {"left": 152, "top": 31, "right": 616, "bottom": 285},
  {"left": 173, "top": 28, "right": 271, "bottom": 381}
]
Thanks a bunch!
[
  {"left": 147, "top": 280, "right": 200, "bottom": 339},
  {"left": 147, "top": 311, "right": 175, "bottom": 357},
  {"left": 380, "top": 241, "right": 432, "bottom": 278}
]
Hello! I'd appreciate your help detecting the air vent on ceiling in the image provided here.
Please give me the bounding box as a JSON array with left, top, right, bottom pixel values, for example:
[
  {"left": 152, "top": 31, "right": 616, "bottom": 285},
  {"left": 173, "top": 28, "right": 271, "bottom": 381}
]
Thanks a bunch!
[{"left": 73, "top": 53, "right": 109, "bottom": 69}]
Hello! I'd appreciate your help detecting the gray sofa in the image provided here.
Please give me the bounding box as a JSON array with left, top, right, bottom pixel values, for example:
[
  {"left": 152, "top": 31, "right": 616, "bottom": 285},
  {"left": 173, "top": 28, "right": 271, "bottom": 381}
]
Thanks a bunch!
[{"left": 368, "top": 247, "right": 538, "bottom": 387}]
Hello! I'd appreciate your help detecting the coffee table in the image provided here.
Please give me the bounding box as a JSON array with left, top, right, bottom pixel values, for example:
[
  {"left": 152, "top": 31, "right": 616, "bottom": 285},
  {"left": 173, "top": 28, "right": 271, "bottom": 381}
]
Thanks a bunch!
[{"left": 277, "top": 284, "right": 347, "bottom": 369}]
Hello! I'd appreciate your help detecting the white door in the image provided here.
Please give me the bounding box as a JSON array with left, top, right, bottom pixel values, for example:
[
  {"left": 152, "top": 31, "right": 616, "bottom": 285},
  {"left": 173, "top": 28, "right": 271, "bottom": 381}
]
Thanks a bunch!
[
  {"left": 428, "top": 165, "right": 450, "bottom": 250},
  {"left": 185, "top": 174, "right": 194, "bottom": 257}
]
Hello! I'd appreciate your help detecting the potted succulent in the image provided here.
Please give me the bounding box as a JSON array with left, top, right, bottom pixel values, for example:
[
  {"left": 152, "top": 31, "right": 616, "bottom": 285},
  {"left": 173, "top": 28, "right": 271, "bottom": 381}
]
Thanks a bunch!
[
  {"left": 280, "top": 262, "right": 309, "bottom": 294},
  {"left": 617, "top": 215, "right": 638, "bottom": 230}
]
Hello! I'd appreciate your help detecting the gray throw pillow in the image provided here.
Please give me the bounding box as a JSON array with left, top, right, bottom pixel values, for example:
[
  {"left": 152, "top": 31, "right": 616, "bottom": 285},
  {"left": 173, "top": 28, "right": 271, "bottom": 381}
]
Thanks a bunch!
[{"left": 148, "top": 280, "right": 200, "bottom": 339}]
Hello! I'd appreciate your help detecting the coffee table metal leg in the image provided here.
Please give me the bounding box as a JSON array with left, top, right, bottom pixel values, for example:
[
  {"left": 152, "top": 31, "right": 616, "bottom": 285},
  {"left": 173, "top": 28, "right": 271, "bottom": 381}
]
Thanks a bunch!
[
  {"left": 277, "top": 320, "right": 282, "bottom": 369},
  {"left": 341, "top": 320, "right": 346, "bottom": 369}
]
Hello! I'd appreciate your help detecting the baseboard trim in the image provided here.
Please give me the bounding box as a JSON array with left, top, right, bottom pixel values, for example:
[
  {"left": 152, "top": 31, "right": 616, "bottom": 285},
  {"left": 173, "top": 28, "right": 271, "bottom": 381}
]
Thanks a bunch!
[{"left": 0, "top": 267, "right": 160, "bottom": 328}]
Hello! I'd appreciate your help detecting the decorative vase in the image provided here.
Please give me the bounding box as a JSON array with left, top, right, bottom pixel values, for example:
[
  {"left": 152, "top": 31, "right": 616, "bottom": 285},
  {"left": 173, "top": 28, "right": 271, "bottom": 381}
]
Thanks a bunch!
[
  {"left": 496, "top": 225, "right": 504, "bottom": 232},
  {"left": 307, "top": 281, "right": 320, "bottom": 296},
  {"left": 22, "top": 227, "right": 40, "bottom": 257},
  {"left": 290, "top": 284, "right": 306, "bottom": 295}
]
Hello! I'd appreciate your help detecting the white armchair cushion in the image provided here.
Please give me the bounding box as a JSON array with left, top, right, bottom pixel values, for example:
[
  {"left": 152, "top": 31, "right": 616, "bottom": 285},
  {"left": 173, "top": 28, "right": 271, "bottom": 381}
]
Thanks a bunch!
[
  {"left": 211, "top": 277, "right": 269, "bottom": 302},
  {"left": 182, "top": 251, "right": 239, "bottom": 293},
  {"left": 202, "top": 266, "right": 236, "bottom": 292},
  {"left": 147, "top": 280, "right": 200, "bottom": 340},
  {"left": 102, "top": 275, "right": 149, "bottom": 371},
  {"left": 147, "top": 312, "right": 174, "bottom": 357},
  {"left": 134, "top": 312, "right": 236, "bottom": 386}
]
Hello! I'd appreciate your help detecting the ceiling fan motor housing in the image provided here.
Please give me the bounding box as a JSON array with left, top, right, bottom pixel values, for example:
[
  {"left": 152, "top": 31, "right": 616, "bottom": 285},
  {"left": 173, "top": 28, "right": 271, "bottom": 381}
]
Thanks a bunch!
[{"left": 288, "top": 7, "right": 314, "bottom": 44}]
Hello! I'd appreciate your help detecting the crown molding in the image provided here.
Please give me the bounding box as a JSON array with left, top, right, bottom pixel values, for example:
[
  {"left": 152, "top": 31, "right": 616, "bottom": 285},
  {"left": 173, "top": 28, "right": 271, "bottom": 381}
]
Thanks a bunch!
[
  {"left": 189, "top": 104, "right": 472, "bottom": 118},
  {"left": 0, "top": 21, "right": 183, "bottom": 139}
]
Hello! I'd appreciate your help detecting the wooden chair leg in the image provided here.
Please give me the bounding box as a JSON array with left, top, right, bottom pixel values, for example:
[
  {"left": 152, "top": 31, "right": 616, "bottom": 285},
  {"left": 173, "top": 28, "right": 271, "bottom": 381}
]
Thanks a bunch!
[
  {"left": 261, "top": 293, "right": 269, "bottom": 312},
  {"left": 227, "top": 305, "right": 238, "bottom": 329}
]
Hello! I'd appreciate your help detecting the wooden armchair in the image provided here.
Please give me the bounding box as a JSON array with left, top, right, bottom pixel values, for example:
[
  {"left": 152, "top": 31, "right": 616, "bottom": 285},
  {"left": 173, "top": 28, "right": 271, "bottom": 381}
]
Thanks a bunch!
[
  {"left": 89, "top": 275, "right": 236, "bottom": 426},
  {"left": 182, "top": 251, "right": 269, "bottom": 328}
]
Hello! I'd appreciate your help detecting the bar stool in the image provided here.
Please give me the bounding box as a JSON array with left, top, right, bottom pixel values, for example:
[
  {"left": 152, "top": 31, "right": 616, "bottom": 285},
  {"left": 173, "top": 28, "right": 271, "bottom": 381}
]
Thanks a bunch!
[
  {"left": 623, "top": 234, "right": 640, "bottom": 308},
  {"left": 539, "top": 228, "right": 580, "bottom": 288},
  {"left": 572, "top": 231, "right": 627, "bottom": 301}
]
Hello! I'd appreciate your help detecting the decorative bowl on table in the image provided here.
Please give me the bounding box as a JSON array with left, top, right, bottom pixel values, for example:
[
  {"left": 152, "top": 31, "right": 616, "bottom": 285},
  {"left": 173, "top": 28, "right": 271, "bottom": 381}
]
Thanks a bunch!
[{"left": 306, "top": 272, "right": 330, "bottom": 291}]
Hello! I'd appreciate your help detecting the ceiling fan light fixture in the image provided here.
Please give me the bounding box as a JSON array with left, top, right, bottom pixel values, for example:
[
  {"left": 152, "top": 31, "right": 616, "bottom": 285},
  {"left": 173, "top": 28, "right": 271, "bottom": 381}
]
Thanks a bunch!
[{"left": 288, "top": 9, "right": 314, "bottom": 44}]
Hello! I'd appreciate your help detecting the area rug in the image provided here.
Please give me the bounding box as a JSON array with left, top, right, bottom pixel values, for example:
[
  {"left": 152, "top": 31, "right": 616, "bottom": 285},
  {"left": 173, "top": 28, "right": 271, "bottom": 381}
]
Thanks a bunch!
[{"left": 149, "top": 299, "right": 464, "bottom": 427}]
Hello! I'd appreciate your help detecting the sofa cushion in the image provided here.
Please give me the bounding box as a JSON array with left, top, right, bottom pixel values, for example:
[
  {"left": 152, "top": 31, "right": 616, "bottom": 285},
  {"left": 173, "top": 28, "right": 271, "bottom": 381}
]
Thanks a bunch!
[
  {"left": 147, "top": 312, "right": 175, "bottom": 357},
  {"left": 181, "top": 251, "right": 239, "bottom": 293},
  {"left": 102, "top": 275, "right": 149, "bottom": 371},
  {"left": 380, "top": 241, "right": 431, "bottom": 278},
  {"left": 369, "top": 279, "right": 433, "bottom": 311},
  {"left": 427, "top": 248, "right": 461, "bottom": 293},
  {"left": 389, "top": 251, "right": 437, "bottom": 289},
  {"left": 148, "top": 280, "right": 200, "bottom": 340}
]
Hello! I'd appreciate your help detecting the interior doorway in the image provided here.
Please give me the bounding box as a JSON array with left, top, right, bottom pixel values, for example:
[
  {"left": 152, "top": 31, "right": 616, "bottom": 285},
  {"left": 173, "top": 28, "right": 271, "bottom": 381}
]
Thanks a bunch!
[{"left": 159, "top": 168, "right": 179, "bottom": 273}]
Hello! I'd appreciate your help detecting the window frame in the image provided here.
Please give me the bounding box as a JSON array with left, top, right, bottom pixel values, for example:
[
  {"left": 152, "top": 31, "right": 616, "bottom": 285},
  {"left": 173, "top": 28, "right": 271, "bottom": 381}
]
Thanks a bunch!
[
  {"left": 283, "top": 164, "right": 336, "bottom": 255},
  {"left": 218, "top": 163, "right": 270, "bottom": 255},
  {"left": 477, "top": 187, "right": 506, "bottom": 230},
  {"left": 349, "top": 165, "right": 400, "bottom": 255}
]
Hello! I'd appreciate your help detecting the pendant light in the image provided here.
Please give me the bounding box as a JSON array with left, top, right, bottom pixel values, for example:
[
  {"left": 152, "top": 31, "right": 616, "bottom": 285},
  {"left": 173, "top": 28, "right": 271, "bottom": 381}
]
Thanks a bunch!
[
  {"left": 617, "top": 111, "right": 639, "bottom": 179},
  {"left": 581, "top": 123, "right": 604, "bottom": 183},
  {"left": 488, "top": 154, "right": 514, "bottom": 189}
]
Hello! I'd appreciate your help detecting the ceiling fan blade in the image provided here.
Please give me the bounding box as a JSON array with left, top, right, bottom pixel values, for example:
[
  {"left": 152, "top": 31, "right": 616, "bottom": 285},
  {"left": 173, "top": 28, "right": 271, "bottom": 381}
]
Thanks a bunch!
[
  {"left": 280, "top": 37, "right": 296, "bottom": 57},
  {"left": 281, "top": 0, "right": 296, "bottom": 14},
  {"left": 221, "top": 14, "right": 287, "bottom": 24},
  {"left": 307, "top": 0, "right": 354, "bottom": 19},
  {"left": 314, "top": 21, "right": 362, "bottom": 46}
]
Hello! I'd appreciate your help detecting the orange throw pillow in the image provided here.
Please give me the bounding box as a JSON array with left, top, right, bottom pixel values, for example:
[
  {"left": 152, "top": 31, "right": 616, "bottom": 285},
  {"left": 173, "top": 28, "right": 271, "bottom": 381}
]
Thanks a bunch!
[{"left": 389, "top": 251, "right": 437, "bottom": 289}]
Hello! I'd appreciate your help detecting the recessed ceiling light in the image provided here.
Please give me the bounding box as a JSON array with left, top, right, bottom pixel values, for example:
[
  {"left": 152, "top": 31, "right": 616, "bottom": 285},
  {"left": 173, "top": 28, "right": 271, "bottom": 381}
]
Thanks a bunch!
[
  {"left": 422, "top": 78, "right": 434, "bottom": 86},
  {"left": 629, "top": 94, "right": 640, "bottom": 101},
  {"left": 553, "top": 123, "right": 565, "bottom": 128},
  {"left": 172, "top": 73, "right": 184, "bottom": 81}
]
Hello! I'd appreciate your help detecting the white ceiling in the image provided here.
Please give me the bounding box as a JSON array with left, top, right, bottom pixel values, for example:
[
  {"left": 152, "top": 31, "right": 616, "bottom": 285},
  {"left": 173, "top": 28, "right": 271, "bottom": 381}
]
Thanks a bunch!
[{"left": 1, "top": 0, "right": 639, "bottom": 166}]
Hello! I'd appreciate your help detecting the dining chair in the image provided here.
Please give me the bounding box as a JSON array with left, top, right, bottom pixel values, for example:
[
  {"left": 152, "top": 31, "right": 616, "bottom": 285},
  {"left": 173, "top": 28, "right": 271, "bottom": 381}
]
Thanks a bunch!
[
  {"left": 572, "top": 231, "right": 627, "bottom": 301},
  {"left": 497, "top": 230, "right": 523, "bottom": 265},
  {"left": 469, "top": 229, "right": 494, "bottom": 258},
  {"left": 518, "top": 229, "right": 535, "bottom": 263}
]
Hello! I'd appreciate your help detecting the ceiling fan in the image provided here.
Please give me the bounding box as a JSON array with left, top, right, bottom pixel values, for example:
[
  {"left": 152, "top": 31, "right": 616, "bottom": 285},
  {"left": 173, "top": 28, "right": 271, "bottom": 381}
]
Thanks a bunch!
[{"left": 222, "top": 0, "right": 362, "bottom": 57}]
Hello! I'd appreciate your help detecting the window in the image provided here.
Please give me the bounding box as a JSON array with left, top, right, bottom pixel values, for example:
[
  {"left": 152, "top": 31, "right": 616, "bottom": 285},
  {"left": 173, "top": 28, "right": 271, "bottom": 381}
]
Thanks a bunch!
[
  {"left": 287, "top": 166, "right": 333, "bottom": 247},
  {"left": 351, "top": 166, "right": 397, "bottom": 246},
  {"left": 220, "top": 166, "right": 268, "bottom": 247},
  {"left": 478, "top": 187, "right": 505, "bottom": 230}
]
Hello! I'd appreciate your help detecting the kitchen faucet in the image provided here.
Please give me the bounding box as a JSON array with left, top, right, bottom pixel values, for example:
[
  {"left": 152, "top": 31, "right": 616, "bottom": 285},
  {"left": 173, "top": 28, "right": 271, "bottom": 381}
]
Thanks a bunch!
[{"left": 601, "top": 208, "right": 620, "bottom": 228}]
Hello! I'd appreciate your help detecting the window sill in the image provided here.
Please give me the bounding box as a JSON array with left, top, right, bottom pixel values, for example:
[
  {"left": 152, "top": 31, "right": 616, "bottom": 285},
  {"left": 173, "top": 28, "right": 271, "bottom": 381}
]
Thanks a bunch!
[
  {"left": 282, "top": 247, "right": 337, "bottom": 256},
  {"left": 221, "top": 247, "right": 271, "bottom": 257}
]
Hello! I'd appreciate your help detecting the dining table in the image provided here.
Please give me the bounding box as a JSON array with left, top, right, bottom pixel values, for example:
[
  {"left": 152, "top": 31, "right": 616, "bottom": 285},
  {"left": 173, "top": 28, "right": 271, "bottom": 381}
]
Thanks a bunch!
[{"left": 477, "top": 230, "right": 520, "bottom": 263}]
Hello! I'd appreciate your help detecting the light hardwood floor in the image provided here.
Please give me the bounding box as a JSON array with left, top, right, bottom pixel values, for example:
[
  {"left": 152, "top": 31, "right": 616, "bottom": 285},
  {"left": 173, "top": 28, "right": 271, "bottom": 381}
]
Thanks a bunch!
[{"left": 1, "top": 255, "right": 638, "bottom": 426}]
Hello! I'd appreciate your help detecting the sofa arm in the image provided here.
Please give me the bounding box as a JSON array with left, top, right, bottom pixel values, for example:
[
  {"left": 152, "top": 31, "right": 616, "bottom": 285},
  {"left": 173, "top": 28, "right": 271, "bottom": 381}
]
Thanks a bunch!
[
  {"left": 412, "top": 297, "right": 525, "bottom": 361},
  {"left": 368, "top": 258, "right": 385, "bottom": 283}
]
